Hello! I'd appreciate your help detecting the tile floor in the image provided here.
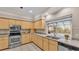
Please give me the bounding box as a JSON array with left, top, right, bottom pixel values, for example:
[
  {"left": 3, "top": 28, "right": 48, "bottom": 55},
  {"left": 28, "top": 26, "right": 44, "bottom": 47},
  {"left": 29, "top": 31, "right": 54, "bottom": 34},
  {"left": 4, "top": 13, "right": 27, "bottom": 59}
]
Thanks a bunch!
[{"left": 4, "top": 43, "right": 42, "bottom": 51}]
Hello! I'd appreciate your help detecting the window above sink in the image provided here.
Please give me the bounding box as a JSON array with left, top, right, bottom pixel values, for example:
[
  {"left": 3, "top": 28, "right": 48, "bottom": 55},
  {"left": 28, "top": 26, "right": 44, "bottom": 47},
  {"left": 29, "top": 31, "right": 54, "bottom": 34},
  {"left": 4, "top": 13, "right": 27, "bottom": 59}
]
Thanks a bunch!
[{"left": 47, "top": 15, "right": 72, "bottom": 39}]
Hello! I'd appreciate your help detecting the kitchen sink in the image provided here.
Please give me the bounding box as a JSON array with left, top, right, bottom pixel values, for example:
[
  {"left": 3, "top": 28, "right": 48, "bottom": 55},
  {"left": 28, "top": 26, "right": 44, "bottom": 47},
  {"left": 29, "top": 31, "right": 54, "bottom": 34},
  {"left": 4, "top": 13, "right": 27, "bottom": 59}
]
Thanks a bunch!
[{"left": 46, "top": 36, "right": 59, "bottom": 39}]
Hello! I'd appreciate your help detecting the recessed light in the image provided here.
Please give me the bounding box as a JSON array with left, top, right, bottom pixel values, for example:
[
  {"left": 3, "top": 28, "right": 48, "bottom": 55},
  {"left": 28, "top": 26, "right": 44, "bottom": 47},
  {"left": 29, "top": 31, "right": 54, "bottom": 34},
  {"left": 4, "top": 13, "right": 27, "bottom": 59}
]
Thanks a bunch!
[{"left": 29, "top": 10, "right": 33, "bottom": 13}]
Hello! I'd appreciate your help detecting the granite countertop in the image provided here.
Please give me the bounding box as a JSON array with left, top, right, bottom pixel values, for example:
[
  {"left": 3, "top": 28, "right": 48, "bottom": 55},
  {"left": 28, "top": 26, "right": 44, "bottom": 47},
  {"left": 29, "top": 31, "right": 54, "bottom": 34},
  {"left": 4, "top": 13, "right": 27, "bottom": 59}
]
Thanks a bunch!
[{"left": 34, "top": 33, "right": 79, "bottom": 49}]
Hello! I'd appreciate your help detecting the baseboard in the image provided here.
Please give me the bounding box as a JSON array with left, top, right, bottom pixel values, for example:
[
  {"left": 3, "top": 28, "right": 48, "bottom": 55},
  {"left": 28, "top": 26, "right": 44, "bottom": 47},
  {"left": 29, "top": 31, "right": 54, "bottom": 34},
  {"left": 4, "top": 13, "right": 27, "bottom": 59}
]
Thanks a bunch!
[{"left": 0, "top": 48, "right": 9, "bottom": 51}]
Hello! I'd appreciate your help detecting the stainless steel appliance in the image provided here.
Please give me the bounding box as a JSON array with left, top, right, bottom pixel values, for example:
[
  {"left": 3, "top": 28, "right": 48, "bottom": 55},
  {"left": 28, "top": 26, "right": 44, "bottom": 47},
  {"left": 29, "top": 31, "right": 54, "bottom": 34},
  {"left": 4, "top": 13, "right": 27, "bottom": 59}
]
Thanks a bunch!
[
  {"left": 58, "top": 42, "right": 77, "bottom": 51},
  {"left": 9, "top": 25, "right": 21, "bottom": 48}
]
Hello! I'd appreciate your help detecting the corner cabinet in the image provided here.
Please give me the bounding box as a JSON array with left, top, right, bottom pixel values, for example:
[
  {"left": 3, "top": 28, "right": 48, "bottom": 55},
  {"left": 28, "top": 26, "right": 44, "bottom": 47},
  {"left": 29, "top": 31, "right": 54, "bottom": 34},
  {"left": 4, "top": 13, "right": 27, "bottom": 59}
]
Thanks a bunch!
[
  {"left": 36, "top": 35, "right": 43, "bottom": 49},
  {"left": 34, "top": 19, "right": 45, "bottom": 29}
]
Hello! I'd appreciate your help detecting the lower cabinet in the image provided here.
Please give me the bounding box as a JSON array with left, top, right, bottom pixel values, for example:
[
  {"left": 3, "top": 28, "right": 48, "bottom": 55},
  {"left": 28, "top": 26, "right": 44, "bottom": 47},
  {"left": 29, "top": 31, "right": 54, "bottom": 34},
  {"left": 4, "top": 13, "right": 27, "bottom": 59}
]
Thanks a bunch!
[
  {"left": 42, "top": 38, "right": 49, "bottom": 51},
  {"left": 31, "top": 34, "right": 38, "bottom": 44},
  {"left": 0, "top": 37, "right": 8, "bottom": 50},
  {"left": 36, "top": 35, "right": 43, "bottom": 49},
  {"left": 21, "top": 33, "right": 58, "bottom": 51},
  {"left": 21, "top": 33, "right": 30, "bottom": 44},
  {"left": 31, "top": 34, "right": 58, "bottom": 51},
  {"left": 48, "top": 40, "right": 58, "bottom": 51}
]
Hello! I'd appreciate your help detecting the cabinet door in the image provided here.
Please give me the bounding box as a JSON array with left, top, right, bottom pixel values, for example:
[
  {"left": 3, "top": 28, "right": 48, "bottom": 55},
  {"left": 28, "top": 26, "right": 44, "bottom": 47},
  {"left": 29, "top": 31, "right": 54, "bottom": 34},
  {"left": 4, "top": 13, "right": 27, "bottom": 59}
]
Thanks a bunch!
[
  {"left": 34, "top": 20, "right": 41, "bottom": 29},
  {"left": 15, "top": 20, "right": 22, "bottom": 26},
  {"left": 26, "top": 22, "right": 32, "bottom": 29},
  {"left": 21, "top": 34, "right": 27, "bottom": 44},
  {"left": 0, "top": 19, "right": 9, "bottom": 29},
  {"left": 33, "top": 35, "right": 38, "bottom": 44},
  {"left": 48, "top": 40, "right": 58, "bottom": 51},
  {"left": 37, "top": 36, "right": 43, "bottom": 49},
  {"left": 0, "top": 37, "right": 8, "bottom": 50},
  {"left": 21, "top": 34, "right": 30, "bottom": 44},
  {"left": 22, "top": 21, "right": 33, "bottom": 29},
  {"left": 43, "top": 38, "right": 49, "bottom": 51},
  {"left": 34, "top": 19, "right": 45, "bottom": 29},
  {"left": 25, "top": 34, "right": 30, "bottom": 43},
  {"left": 9, "top": 20, "right": 16, "bottom": 26},
  {"left": 31, "top": 34, "right": 35, "bottom": 42}
]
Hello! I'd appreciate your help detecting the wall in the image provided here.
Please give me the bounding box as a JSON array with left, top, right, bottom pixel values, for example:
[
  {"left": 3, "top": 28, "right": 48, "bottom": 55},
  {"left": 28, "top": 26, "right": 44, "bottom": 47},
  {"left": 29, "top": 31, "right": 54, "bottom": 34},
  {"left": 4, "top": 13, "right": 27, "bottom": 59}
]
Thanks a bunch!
[
  {"left": 72, "top": 8, "right": 79, "bottom": 39},
  {"left": 55, "top": 8, "right": 72, "bottom": 18}
]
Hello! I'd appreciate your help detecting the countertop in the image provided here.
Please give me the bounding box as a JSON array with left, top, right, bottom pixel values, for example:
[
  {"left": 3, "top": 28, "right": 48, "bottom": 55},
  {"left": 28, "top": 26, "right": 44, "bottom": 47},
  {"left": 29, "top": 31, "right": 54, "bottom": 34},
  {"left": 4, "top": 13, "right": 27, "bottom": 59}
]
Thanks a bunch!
[{"left": 34, "top": 33, "right": 79, "bottom": 49}]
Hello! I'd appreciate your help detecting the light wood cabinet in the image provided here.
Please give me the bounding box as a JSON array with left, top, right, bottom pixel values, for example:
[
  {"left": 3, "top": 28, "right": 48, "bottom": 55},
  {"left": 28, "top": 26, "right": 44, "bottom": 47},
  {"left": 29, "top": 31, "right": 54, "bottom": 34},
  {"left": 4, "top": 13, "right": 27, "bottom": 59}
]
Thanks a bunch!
[
  {"left": 31, "top": 34, "right": 35, "bottom": 42},
  {"left": 41, "top": 19, "right": 45, "bottom": 29},
  {"left": 15, "top": 20, "right": 22, "bottom": 26},
  {"left": 33, "top": 35, "right": 38, "bottom": 45},
  {"left": 9, "top": 19, "right": 16, "bottom": 26},
  {"left": 36, "top": 35, "right": 43, "bottom": 49},
  {"left": 0, "top": 19, "right": 9, "bottom": 29},
  {"left": 21, "top": 21, "right": 26, "bottom": 29},
  {"left": 48, "top": 40, "right": 58, "bottom": 51},
  {"left": 26, "top": 22, "right": 33, "bottom": 29},
  {"left": 34, "top": 20, "right": 41, "bottom": 29},
  {"left": 23, "top": 33, "right": 58, "bottom": 51},
  {"left": 22, "top": 21, "right": 33, "bottom": 29},
  {"left": 21, "top": 33, "right": 30, "bottom": 44},
  {"left": 34, "top": 19, "right": 45, "bottom": 29},
  {"left": 0, "top": 36, "right": 8, "bottom": 50},
  {"left": 42, "top": 38, "right": 49, "bottom": 51}
]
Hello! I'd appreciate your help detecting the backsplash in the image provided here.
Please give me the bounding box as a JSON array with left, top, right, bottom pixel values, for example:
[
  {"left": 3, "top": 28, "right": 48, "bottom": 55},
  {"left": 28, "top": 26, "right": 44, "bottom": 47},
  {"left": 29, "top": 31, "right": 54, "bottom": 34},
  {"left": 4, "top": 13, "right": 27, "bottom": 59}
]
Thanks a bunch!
[
  {"left": 21, "top": 29, "right": 31, "bottom": 33},
  {"left": 35, "top": 29, "right": 46, "bottom": 34},
  {"left": 0, "top": 29, "right": 9, "bottom": 35}
]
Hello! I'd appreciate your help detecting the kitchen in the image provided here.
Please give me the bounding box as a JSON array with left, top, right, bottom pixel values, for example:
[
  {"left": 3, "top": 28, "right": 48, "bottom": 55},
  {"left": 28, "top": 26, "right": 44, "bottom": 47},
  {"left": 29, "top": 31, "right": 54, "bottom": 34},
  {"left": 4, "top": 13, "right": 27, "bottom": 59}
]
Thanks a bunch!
[{"left": 0, "top": 7, "right": 79, "bottom": 51}]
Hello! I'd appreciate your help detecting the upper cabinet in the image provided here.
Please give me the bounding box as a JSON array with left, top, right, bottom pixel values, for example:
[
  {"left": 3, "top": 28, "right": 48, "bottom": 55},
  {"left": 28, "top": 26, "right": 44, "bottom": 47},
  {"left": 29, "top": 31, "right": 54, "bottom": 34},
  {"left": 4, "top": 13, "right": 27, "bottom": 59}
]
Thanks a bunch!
[
  {"left": 34, "top": 19, "right": 45, "bottom": 29},
  {"left": 0, "top": 18, "right": 9, "bottom": 29},
  {"left": 41, "top": 19, "right": 45, "bottom": 29},
  {"left": 15, "top": 20, "right": 22, "bottom": 26},
  {"left": 22, "top": 21, "right": 33, "bottom": 29},
  {"left": 9, "top": 19, "right": 16, "bottom": 26}
]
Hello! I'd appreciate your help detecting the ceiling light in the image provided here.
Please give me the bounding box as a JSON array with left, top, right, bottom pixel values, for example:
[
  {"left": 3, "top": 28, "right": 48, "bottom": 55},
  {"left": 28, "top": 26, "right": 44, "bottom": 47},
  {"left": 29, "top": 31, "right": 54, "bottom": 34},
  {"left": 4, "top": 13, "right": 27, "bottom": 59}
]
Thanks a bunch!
[{"left": 29, "top": 10, "right": 33, "bottom": 13}]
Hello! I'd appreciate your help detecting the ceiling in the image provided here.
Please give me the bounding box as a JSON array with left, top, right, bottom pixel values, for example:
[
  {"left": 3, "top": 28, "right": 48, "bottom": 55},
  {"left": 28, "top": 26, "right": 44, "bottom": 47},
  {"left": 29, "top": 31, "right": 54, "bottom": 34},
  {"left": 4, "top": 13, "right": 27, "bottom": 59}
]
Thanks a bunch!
[{"left": 0, "top": 7, "right": 62, "bottom": 21}]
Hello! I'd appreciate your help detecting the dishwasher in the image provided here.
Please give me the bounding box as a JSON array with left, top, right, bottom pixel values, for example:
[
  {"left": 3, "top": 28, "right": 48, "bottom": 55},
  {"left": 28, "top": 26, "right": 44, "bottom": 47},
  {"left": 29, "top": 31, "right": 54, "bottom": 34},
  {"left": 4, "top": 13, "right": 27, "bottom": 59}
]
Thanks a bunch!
[{"left": 58, "top": 42, "right": 78, "bottom": 51}]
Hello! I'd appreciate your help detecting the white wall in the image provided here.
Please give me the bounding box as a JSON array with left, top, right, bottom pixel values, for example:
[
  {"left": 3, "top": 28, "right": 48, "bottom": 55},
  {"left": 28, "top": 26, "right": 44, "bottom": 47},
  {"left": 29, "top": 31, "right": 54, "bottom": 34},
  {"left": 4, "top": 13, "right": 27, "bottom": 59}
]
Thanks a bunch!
[
  {"left": 72, "top": 8, "right": 79, "bottom": 39},
  {"left": 55, "top": 8, "right": 72, "bottom": 18}
]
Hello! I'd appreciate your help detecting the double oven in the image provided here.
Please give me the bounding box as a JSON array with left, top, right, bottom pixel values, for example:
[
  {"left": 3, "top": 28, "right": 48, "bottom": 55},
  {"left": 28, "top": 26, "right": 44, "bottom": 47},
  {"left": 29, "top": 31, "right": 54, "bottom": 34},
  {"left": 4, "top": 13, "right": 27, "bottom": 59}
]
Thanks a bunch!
[{"left": 9, "top": 25, "right": 21, "bottom": 48}]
